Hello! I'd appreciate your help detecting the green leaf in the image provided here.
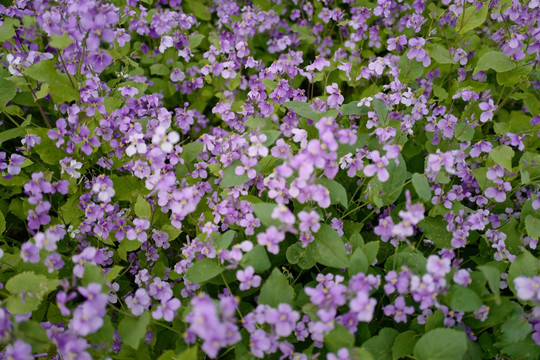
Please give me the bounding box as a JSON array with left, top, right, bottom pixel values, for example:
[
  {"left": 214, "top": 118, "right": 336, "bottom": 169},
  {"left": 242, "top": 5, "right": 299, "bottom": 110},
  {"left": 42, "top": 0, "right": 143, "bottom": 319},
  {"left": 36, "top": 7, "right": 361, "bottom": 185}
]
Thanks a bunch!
[
  {"left": 186, "top": 0, "right": 211, "bottom": 21},
  {"left": 258, "top": 268, "right": 294, "bottom": 307},
  {"left": 118, "top": 311, "right": 150, "bottom": 349},
  {"left": 134, "top": 196, "right": 152, "bottom": 219},
  {"left": 286, "top": 242, "right": 316, "bottom": 270},
  {"left": 419, "top": 216, "right": 453, "bottom": 248},
  {"left": 245, "top": 116, "right": 273, "bottom": 130},
  {"left": 82, "top": 264, "right": 106, "bottom": 286},
  {"left": 221, "top": 161, "right": 251, "bottom": 187},
  {"left": 458, "top": 3, "right": 488, "bottom": 34},
  {"left": 149, "top": 64, "right": 169, "bottom": 76},
  {"left": 6, "top": 271, "right": 59, "bottom": 297},
  {"left": 0, "top": 127, "right": 26, "bottom": 143},
  {"left": 189, "top": 33, "right": 205, "bottom": 50},
  {"left": 497, "top": 65, "right": 533, "bottom": 86},
  {"left": 241, "top": 245, "right": 271, "bottom": 272},
  {"left": 162, "top": 224, "right": 182, "bottom": 242},
  {"left": 283, "top": 101, "right": 322, "bottom": 121},
  {"left": 215, "top": 230, "right": 236, "bottom": 250},
  {"left": 0, "top": 210, "right": 5, "bottom": 234},
  {"left": 312, "top": 224, "right": 349, "bottom": 268},
  {"left": 341, "top": 101, "right": 369, "bottom": 116},
  {"left": 373, "top": 98, "right": 390, "bottom": 126},
  {"left": 0, "top": 17, "right": 19, "bottom": 42},
  {"left": 182, "top": 141, "right": 204, "bottom": 163},
  {"left": 414, "top": 328, "right": 467, "bottom": 360},
  {"left": 501, "top": 313, "right": 532, "bottom": 343},
  {"left": 392, "top": 331, "right": 418, "bottom": 360},
  {"left": 119, "top": 239, "right": 142, "bottom": 253},
  {"left": 0, "top": 77, "right": 17, "bottom": 107},
  {"left": 454, "top": 123, "right": 474, "bottom": 141},
  {"left": 362, "top": 241, "right": 379, "bottom": 265},
  {"left": 4, "top": 295, "right": 41, "bottom": 314},
  {"left": 353, "top": 348, "right": 374, "bottom": 360},
  {"left": 363, "top": 328, "right": 398, "bottom": 360},
  {"left": 427, "top": 44, "right": 455, "bottom": 65},
  {"left": 28, "top": 128, "right": 66, "bottom": 165},
  {"left": 5, "top": 272, "right": 59, "bottom": 314},
  {"left": 262, "top": 130, "right": 281, "bottom": 146},
  {"left": 325, "top": 325, "right": 354, "bottom": 353},
  {"left": 385, "top": 249, "right": 427, "bottom": 274},
  {"left": 177, "top": 346, "right": 198, "bottom": 360},
  {"left": 489, "top": 145, "right": 514, "bottom": 171},
  {"left": 508, "top": 249, "right": 540, "bottom": 296},
  {"left": 398, "top": 55, "right": 424, "bottom": 82},
  {"left": 380, "top": 154, "right": 407, "bottom": 206},
  {"left": 348, "top": 248, "right": 368, "bottom": 276},
  {"left": 291, "top": 24, "right": 315, "bottom": 44},
  {"left": 445, "top": 285, "right": 483, "bottom": 312},
  {"left": 24, "top": 60, "right": 79, "bottom": 103},
  {"left": 412, "top": 173, "right": 432, "bottom": 202},
  {"left": 105, "top": 265, "right": 124, "bottom": 283},
  {"left": 478, "top": 264, "right": 501, "bottom": 304},
  {"left": 185, "top": 258, "right": 224, "bottom": 283},
  {"left": 16, "top": 321, "right": 50, "bottom": 353},
  {"left": 35, "top": 83, "right": 50, "bottom": 99},
  {"left": 525, "top": 215, "right": 540, "bottom": 239},
  {"left": 315, "top": 178, "right": 348, "bottom": 208},
  {"left": 111, "top": 175, "right": 141, "bottom": 202},
  {"left": 49, "top": 33, "right": 74, "bottom": 50},
  {"left": 432, "top": 85, "right": 448, "bottom": 100},
  {"left": 474, "top": 51, "right": 516, "bottom": 74},
  {"left": 252, "top": 202, "right": 280, "bottom": 227}
]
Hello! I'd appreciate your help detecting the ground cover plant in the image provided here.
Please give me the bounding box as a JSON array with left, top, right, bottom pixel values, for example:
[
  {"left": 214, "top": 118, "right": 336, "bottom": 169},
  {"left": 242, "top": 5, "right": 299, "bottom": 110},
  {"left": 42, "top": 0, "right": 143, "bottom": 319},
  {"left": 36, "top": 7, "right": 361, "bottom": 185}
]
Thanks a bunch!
[{"left": 0, "top": 0, "right": 539, "bottom": 358}]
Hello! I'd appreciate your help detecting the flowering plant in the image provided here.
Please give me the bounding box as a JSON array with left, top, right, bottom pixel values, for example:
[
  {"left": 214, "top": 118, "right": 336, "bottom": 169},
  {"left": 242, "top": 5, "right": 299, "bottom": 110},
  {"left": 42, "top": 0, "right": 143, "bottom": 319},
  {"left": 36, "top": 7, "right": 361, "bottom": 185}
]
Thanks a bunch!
[{"left": 0, "top": 0, "right": 539, "bottom": 359}]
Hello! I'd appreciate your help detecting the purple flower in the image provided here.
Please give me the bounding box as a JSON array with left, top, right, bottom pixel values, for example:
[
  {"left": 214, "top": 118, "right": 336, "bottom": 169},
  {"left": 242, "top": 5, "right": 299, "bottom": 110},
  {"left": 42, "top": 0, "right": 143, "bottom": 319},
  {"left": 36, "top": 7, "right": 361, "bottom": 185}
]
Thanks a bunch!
[
  {"left": 407, "top": 37, "right": 431, "bottom": 67},
  {"left": 453, "top": 269, "right": 471, "bottom": 286},
  {"left": 298, "top": 210, "right": 320, "bottom": 233},
  {"left": 514, "top": 276, "right": 540, "bottom": 302},
  {"left": 70, "top": 306, "right": 103, "bottom": 336},
  {"left": 248, "top": 134, "right": 269, "bottom": 157},
  {"left": 270, "top": 139, "right": 292, "bottom": 159},
  {"left": 257, "top": 226, "right": 286, "bottom": 255},
  {"left": 383, "top": 295, "right": 414, "bottom": 323},
  {"left": 453, "top": 48, "right": 468, "bottom": 65},
  {"left": 331, "top": 218, "right": 344, "bottom": 236},
  {"left": 326, "top": 83, "right": 344, "bottom": 109},
  {"left": 266, "top": 303, "right": 300, "bottom": 337},
  {"left": 45, "top": 253, "right": 64, "bottom": 273},
  {"left": 470, "top": 141, "right": 492, "bottom": 158},
  {"left": 485, "top": 179, "right": 511, "bottom": 202},
  {"left": 236, "top": 266, "right": 262, "bottom": 291},
  {"left": 4, "top": 340, "right": 33, "bottom": 360},
  {"left": 149, "top": 278, "right": 173, "bottom": 302},
  {"left": 126, "top": 288, "right": 151, "bottom": 316},
  {"left": 364, "top": 150, "right": 390, "bottom": 182},
  {"left": 479, "top": 99, "right": 497, "bottom": 123},
  {"left": 426, "top": 255, "right": 451, "bottom": 279},
  {"left": 249, "top": 329, "right": 272, "bottom": 358},
  {"left": 349, "top": 292, "right": 377, "bottom": 322},
  {"left": 306, "top": 55, "right": 330, "bottom": 72},
  {"left": 235, "top": 155, "right": 257, "bottom": 179},
  {"left": 126, "top": 218, "right": 151, "bottom": 242},
  {"left": 328, "top": 348, "right": 352, "bottom": 360},
  {"left": 7, "top": 154, "right": 25, "bottom": 175},
  {"left": 271, "top": 204, "right": 295, "bottom": 225},
  {"left": 73, "top": 125, "right": 100, "bottom": 156},
  {"left": 152, "top": 297, "right": 181, "bottom": 322}
]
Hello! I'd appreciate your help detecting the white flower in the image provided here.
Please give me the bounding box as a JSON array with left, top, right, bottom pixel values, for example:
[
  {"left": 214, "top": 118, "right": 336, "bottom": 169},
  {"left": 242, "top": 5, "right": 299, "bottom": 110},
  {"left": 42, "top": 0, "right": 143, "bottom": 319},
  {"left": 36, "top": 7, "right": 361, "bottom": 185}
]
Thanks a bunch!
[{"left": 152, "top": 126, "right": 179, "bottom": 153}]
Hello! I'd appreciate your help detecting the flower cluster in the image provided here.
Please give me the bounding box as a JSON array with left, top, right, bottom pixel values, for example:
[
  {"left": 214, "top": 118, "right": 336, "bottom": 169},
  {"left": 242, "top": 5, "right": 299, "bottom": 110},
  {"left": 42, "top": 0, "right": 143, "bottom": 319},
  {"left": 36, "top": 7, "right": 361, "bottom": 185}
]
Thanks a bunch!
[{"left": 0, "top": 0, "right": 538, "bottom": 359}]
